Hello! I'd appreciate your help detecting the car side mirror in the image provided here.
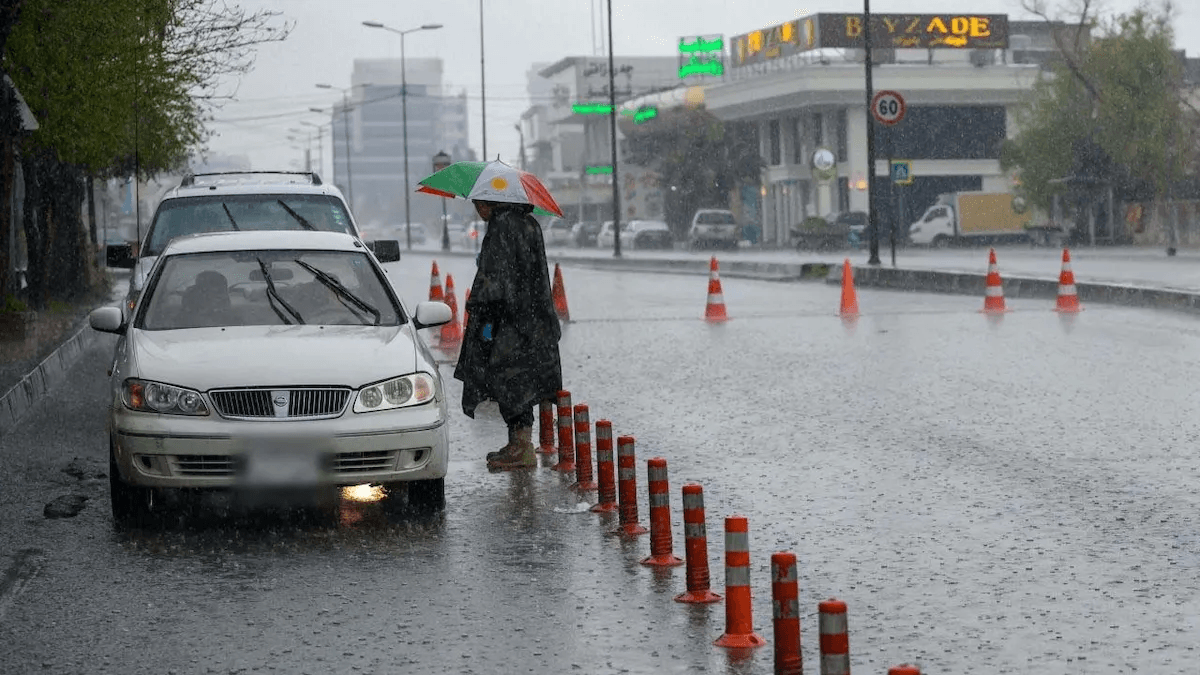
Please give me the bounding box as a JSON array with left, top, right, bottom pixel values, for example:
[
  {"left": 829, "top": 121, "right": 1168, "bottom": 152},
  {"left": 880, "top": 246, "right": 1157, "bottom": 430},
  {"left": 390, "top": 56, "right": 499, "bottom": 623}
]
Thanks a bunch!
[
  {"left": 106, "top": 244, "right": 136, "bottom": 269},
  {"left": 89, "top": 306, "right": 126, "bottom": 334},
  {"left": 412, "top": 301, "right": 452, "bottom": 330},
  {"left": 368, "top": 239, "right": 401, "bottom": 263}
]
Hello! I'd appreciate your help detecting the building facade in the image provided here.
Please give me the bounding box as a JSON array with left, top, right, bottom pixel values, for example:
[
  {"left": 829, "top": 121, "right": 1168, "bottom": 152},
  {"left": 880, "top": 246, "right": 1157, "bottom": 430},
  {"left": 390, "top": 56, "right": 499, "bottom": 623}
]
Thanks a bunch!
[{"left": 327, "top": 58, "right": 472, "bottom": 228}]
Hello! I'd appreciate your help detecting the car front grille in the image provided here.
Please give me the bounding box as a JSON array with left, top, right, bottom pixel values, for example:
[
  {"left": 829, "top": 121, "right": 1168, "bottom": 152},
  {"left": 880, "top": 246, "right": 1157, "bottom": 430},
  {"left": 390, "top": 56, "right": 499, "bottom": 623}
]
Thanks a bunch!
[
  {"left": 170, "top": 451, "right": 399, "bottom": 478},
  {"left": 332, "top": 450, "right": 397, "bottom": 473},
  {"left": 209, "top": 387, "right": 351, "bottom": 420}
]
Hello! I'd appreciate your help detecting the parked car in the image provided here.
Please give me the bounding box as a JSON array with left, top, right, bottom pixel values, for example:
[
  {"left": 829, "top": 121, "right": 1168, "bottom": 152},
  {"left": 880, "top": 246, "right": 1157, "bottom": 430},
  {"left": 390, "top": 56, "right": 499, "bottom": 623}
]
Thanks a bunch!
[
  {"left": 571, "top": 221, "right": 603, "bottom": 247},
  {"left": 595, "top": 220, "right": 619, "bottom": 249},
  {"left": 542, "top": 217, "right": 574, "bottom": 247},
  {"left": 400, "top": 222, "right": 428, "bottom": 245},
  {"left": 88, "top": 229, "right": 453, "bottom": 525},
  {"left": 104, "top": 171, "right": 400, "bottom": 316},
  {"left": 687, "top": 209, "right": 739, "bottom": 250},
  {"left": 627, "top": 219, "right": 673, "bottom": 250}
]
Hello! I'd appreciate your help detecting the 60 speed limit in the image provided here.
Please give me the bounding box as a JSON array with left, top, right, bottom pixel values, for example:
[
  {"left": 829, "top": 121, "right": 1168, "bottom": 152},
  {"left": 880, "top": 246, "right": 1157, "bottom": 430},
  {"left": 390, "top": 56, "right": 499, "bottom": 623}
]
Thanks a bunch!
[{"left": 871, "top": 90, "right": 906, "bottom": 126}]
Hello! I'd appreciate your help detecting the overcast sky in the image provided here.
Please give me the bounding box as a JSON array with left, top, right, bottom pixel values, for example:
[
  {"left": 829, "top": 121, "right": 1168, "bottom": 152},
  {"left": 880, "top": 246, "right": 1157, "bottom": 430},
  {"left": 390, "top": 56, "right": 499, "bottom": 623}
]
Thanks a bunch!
[{"left": 204, "top": 0, "right": 1200, "bottom": 177}]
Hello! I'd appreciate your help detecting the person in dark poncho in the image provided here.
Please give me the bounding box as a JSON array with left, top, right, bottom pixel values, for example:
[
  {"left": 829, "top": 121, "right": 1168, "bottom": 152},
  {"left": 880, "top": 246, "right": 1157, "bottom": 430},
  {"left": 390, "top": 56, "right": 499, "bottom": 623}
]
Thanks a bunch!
[{"left": 454, "top": 199, "right": 563, "bottom": 470}]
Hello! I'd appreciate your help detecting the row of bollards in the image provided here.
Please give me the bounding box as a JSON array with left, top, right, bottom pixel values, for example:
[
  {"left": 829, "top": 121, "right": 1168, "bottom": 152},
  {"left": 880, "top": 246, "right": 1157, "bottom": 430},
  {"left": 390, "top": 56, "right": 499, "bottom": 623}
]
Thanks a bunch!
[{"left": 538, "top": 389, "right": 923, "bottom": 674}]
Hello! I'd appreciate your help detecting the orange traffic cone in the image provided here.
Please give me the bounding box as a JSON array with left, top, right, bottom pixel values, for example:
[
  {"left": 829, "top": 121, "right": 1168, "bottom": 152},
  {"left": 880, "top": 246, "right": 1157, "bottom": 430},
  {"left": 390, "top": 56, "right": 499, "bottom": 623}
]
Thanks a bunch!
[
  {"left": 440, "top": 274, "right": 463, "bottom": 348},
  {"left": 1054, "top": 248, "right": 1082, "bottom": 313},
  {"left": 551, "top": 263, "right": 570, "bottom": 322},
  {"left": 839, "top": 258, "right": 859, "bottom": 317},
  {"left": 704, "top": 256, "right": 728, "bottom": 323},
  {"left": 428, "top": 261, "right": 444, "bottom": 303},
  {"left": 981, "top": 248, "right": 1009, "bottom": 314}
]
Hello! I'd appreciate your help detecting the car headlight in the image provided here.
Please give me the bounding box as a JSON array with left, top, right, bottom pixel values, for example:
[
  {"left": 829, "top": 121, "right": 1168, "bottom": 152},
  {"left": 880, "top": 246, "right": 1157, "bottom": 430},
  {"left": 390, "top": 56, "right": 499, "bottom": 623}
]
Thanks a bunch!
[
  {"left": 354, "top": 373, "right": 436, "bottom": 413},
  {"left": 122, "top": 379, "right": 209, "bottom": 415}
]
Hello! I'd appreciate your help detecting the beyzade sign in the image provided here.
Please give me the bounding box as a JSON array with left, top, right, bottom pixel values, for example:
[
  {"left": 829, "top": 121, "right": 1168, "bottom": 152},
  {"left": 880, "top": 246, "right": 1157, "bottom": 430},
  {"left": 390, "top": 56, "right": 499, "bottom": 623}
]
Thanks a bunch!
[
  {"left": 818, "top": 13, "right": 1009, "bottom": 50},
  {"left": 730, "top": 13, "right": 1009, "bottom": 67}
]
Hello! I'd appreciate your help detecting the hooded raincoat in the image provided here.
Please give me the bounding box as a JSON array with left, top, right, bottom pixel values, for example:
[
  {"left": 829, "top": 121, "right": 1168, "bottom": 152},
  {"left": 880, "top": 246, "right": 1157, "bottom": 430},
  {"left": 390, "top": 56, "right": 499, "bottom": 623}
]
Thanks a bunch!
[{"left": 454, "top": 204, "right": 563, "bottom": 421}]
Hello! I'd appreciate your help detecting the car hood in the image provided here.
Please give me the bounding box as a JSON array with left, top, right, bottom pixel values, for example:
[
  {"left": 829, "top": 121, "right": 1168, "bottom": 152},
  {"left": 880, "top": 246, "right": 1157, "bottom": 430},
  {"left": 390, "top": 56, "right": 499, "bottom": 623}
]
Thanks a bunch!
[{"left": 127, "top": 324, "right": 420, "bottom": 390}]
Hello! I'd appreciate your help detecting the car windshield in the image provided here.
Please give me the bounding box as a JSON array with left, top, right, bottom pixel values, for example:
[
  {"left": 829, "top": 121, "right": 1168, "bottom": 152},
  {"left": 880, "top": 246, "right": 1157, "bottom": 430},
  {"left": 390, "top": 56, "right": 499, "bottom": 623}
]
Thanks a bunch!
[
  {"left": 143, "top": 194, "right": 356, "bottom": 256},
  {"left": 697, "top": 212, "right": 735, "bottom": 225},
  {"left": 137, "top": 249, "right": 401, "bottom": 329}
]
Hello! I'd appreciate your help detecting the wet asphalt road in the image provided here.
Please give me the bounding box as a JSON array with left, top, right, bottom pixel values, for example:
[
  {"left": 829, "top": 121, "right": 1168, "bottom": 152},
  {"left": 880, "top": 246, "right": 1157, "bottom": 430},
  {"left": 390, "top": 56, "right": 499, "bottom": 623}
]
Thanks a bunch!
[{"left": 2, "top": 252, "right": 1200, "bottom": 674}]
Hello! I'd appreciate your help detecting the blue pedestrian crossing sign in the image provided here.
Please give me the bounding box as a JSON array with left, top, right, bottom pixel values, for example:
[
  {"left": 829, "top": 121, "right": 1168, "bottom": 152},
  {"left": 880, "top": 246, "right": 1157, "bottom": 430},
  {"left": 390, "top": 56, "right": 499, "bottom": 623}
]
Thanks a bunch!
[{"left": 890, "top": 160, "right": 913, "bottom": 185}]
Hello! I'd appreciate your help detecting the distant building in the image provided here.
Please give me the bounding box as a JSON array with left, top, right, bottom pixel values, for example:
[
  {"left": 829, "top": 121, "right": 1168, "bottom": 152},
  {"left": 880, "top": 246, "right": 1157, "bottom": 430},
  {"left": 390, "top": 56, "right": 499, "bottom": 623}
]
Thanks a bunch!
[{"left": 325, "top": 58, "right": 472, "bottom": 227}]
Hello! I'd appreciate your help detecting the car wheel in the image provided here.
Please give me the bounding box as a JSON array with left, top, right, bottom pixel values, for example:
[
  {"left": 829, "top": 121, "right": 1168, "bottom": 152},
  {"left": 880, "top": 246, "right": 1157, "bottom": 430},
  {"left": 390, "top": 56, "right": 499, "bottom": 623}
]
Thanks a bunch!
[
  {"left": 109, "top": 443, "right": 155, "bottom": 527},
  {"left": 408, "top": 477, "right": 445, "bottom": 513},
  {"left": 931, "top": 235, "right": 951, "bottom": 249}
]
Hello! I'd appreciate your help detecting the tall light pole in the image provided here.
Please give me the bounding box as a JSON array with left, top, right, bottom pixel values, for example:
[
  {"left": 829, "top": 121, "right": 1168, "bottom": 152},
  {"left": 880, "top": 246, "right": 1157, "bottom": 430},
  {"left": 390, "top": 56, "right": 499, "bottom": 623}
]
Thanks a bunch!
[
  {"left": 363, "top": 21, "right": 443, "bottom": 251},
  {"left": 313, "top": 82, "right": 371, "bottom": 210},
  {"left": 300, "top": 120, "right": 327, "bottom": 179},
  {"left": 479, "top": 0, "right": 487, "bottom": 160},
  {"left": 433, "top": 149, "right": 452, "bottom": 251},
  {"left": 606, "top": 0, "right": 621, "bottom": 258}
]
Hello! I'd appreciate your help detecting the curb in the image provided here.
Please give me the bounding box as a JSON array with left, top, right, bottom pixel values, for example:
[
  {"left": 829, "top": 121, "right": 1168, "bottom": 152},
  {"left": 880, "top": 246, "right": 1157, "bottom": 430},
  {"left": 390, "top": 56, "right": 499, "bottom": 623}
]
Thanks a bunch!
[
  {"left": 829, "top": 264, "right": 1200, "bottom": 313},
  {"left": 0, "top": 325, "right": 98, "bottom": 437}
]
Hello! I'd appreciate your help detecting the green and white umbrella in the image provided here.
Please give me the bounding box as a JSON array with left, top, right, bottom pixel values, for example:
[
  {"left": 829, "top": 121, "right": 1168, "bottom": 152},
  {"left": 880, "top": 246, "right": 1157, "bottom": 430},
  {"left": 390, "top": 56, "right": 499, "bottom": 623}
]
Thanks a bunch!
[{"left": 416, "top": 160, "right": 565, "bottom": 217}]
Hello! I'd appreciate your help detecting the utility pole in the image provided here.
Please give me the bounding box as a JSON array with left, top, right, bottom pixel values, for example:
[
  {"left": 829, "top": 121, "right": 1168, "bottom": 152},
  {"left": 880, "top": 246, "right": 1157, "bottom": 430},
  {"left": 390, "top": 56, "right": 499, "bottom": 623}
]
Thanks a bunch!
[{"left": 863, "top": 0, "right": 881, "bottom": 266}]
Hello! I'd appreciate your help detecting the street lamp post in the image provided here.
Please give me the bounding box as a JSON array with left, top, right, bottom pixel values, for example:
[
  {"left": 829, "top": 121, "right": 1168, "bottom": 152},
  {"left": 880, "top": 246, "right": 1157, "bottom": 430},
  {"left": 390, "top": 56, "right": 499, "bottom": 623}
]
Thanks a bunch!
[
  {"left": 363, "top": 21, "right": 443, "bottom": 251},
  {"left": 433, "top": 150, "right": 452, "bottom": 251},
  {"left": 300, "top": 120, "right": 326, "bottom": 178}
]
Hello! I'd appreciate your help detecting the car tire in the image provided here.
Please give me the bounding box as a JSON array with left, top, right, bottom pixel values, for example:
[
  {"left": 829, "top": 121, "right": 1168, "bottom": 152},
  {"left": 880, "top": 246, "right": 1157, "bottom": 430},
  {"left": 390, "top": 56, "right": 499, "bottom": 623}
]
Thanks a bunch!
[
  {"left": 109, "top": 443, "right": 155, "bottom": 527},
  {"left": 931, "top": 235, "right": 951, "bottom": 249},
  {"left": 408, "top": 477, "right": 445, "bottom": 513}
]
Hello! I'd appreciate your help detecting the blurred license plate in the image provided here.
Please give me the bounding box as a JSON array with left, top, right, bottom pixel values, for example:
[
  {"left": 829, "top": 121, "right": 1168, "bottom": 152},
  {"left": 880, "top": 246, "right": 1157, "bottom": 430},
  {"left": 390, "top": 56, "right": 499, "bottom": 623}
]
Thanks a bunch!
[{"left": 243, "top": 443, "right": 322, "bottom": 487}]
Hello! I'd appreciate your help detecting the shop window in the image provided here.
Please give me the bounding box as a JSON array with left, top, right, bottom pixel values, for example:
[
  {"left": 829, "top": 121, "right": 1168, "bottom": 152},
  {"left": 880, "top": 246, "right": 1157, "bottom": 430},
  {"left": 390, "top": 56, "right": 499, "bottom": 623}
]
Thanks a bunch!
[
  {"left": 837, "top": 177, "right": 850, "bottom": 213},
  {"left": 792, "top": 118, "right": 806, "bottom": 165},
  {"left": 811, "top": 113, "right": 824, "bottom": 147},
  {"left": 873, "top": 106, "right": 1005, "bottom": 160}
]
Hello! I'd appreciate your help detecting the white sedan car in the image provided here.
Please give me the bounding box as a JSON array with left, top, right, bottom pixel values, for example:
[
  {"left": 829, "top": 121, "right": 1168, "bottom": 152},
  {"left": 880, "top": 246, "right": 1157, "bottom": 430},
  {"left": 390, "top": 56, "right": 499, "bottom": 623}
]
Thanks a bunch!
[{"left": 90, "top": 230, "right": 453, "bottom": 525}]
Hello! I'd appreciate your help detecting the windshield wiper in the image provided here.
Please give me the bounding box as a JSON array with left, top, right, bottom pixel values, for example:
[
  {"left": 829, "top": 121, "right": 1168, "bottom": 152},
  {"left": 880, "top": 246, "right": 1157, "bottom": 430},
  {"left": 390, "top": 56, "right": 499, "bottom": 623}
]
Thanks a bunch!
[
  {"left": 256, "top": 257, "right": 304, "bottom": 325},
  {"left": 276, "top": 199, "right": 316, "bottom": 231},
  {"left": 294, "top": 259, "right": 381, "bottom": 326},
  {"left": 221, "top": 203, "right": 241, "bottom": 231}
]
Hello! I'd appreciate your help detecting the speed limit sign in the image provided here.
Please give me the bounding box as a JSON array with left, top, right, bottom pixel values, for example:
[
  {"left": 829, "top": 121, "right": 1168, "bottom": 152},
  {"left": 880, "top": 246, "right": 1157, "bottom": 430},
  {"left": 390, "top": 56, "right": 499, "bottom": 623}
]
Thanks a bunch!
[{"left": 871, "top": 90, "right": 906, "bottom": 126}]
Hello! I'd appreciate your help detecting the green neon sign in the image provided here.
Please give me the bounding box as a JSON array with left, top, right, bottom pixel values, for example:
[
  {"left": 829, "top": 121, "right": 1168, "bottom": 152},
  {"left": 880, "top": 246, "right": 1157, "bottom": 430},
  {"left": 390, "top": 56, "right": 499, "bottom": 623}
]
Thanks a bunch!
[
  {"left": 572, "top": 103, "right": 613, "bottom": 115},
  {"left": 585, "top": 165, "right": 614, "bottom": 175},
  {"left": 679, "top": 56, "right": 724, "bottom": 78},
  {"left": 634, "top": 107, "right": 658, "bottom": 124},
  {"left": 679, "top": 36, "right": 723, "bottom": 53}
]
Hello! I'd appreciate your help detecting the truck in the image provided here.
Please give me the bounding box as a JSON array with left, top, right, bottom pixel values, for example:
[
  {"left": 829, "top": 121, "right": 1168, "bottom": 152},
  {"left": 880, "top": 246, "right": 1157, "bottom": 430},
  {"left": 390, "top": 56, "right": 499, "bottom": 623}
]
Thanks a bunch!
[{"left": 907, "top": 191, "right": 1033, "bottom": 247}]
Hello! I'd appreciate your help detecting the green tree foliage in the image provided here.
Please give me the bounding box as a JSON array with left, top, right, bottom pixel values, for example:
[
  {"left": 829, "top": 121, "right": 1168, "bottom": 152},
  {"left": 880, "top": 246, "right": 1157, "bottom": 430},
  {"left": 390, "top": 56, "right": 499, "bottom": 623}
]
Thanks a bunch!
[
  {"left": 0, "top": 0, "right": 288, "bottom": 306},
  {"left": 622, "top": 108, "right": 761, "bottom": 235},
  {"left": 1002, "top": 4, "right": 1195, "bottom": 211}
]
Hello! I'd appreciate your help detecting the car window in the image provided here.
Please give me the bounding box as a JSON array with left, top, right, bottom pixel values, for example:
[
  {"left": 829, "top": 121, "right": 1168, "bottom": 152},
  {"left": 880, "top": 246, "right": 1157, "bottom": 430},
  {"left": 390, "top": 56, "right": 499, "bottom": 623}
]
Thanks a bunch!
[
  {"left": 144, "top": 194, "right": 356, "bottom": 256},
  {"left": 138, "top": 249, "right": 401, "bottom": 329},
  {"left": 696, "top": 212, "right": 736, "bottom": 225}
]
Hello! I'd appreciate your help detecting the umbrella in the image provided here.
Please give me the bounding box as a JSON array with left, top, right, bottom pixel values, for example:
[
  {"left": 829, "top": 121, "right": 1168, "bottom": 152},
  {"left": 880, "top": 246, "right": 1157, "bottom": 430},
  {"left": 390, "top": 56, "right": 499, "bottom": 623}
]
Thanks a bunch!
[{"left": 416, "top": 160, "right": 565, "bottom": 218}]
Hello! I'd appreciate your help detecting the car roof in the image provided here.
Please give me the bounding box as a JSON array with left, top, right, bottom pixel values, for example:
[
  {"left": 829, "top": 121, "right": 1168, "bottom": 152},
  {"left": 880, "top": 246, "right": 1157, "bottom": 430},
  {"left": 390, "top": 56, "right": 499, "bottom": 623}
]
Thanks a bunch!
[
  {"left": 160, "top": 172, "right": 349, "bottom": 202},
  {"left": 159, "top": 230, "right": 367, "bottom": 256}
]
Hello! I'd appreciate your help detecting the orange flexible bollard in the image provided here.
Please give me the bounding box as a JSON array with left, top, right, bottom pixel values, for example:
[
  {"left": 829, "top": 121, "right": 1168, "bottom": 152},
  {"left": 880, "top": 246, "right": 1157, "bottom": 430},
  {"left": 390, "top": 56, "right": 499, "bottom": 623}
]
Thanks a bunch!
[
  {"left": 538, "top": 400, "right": 556, "bottom": 455},
  {"left": 714, "top": 515, "right": 766, "bottom": 649},
  {"left": 572, "top": 404, "right": 597, "bottom": 491},
  {"left": 590, "top": 420, "right": 618, "bottom": 512},
  {"left": 675, "top": 484, "right": 721, "bottom": 604},
  {"left": 554, "top": 390, "right": 575, "bottom": 473},
  {"left": 772, "top": 552, "right": 802, "bottom": 675},
  {"left": 818, "top": 598, "right": 850, "bottom": 675},
  {"left": 640, "top": 457, "right": 683, "bottom": 567},
  {"left": 839, "top": 258, "right": 859, "bottom": 318},
  {"left": 612, "top": 436, "right": 648, "bottom": 536}
]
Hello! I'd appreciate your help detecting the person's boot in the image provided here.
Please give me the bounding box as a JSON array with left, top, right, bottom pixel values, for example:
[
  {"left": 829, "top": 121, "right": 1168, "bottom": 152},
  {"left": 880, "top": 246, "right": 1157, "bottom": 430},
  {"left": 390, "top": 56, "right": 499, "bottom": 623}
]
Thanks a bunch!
[
  {"left": 488, "top": 426, "right": 535, "bottom": 470},
  {"left": 486, "top": 427, "right": 516, "bottom": 463}
]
